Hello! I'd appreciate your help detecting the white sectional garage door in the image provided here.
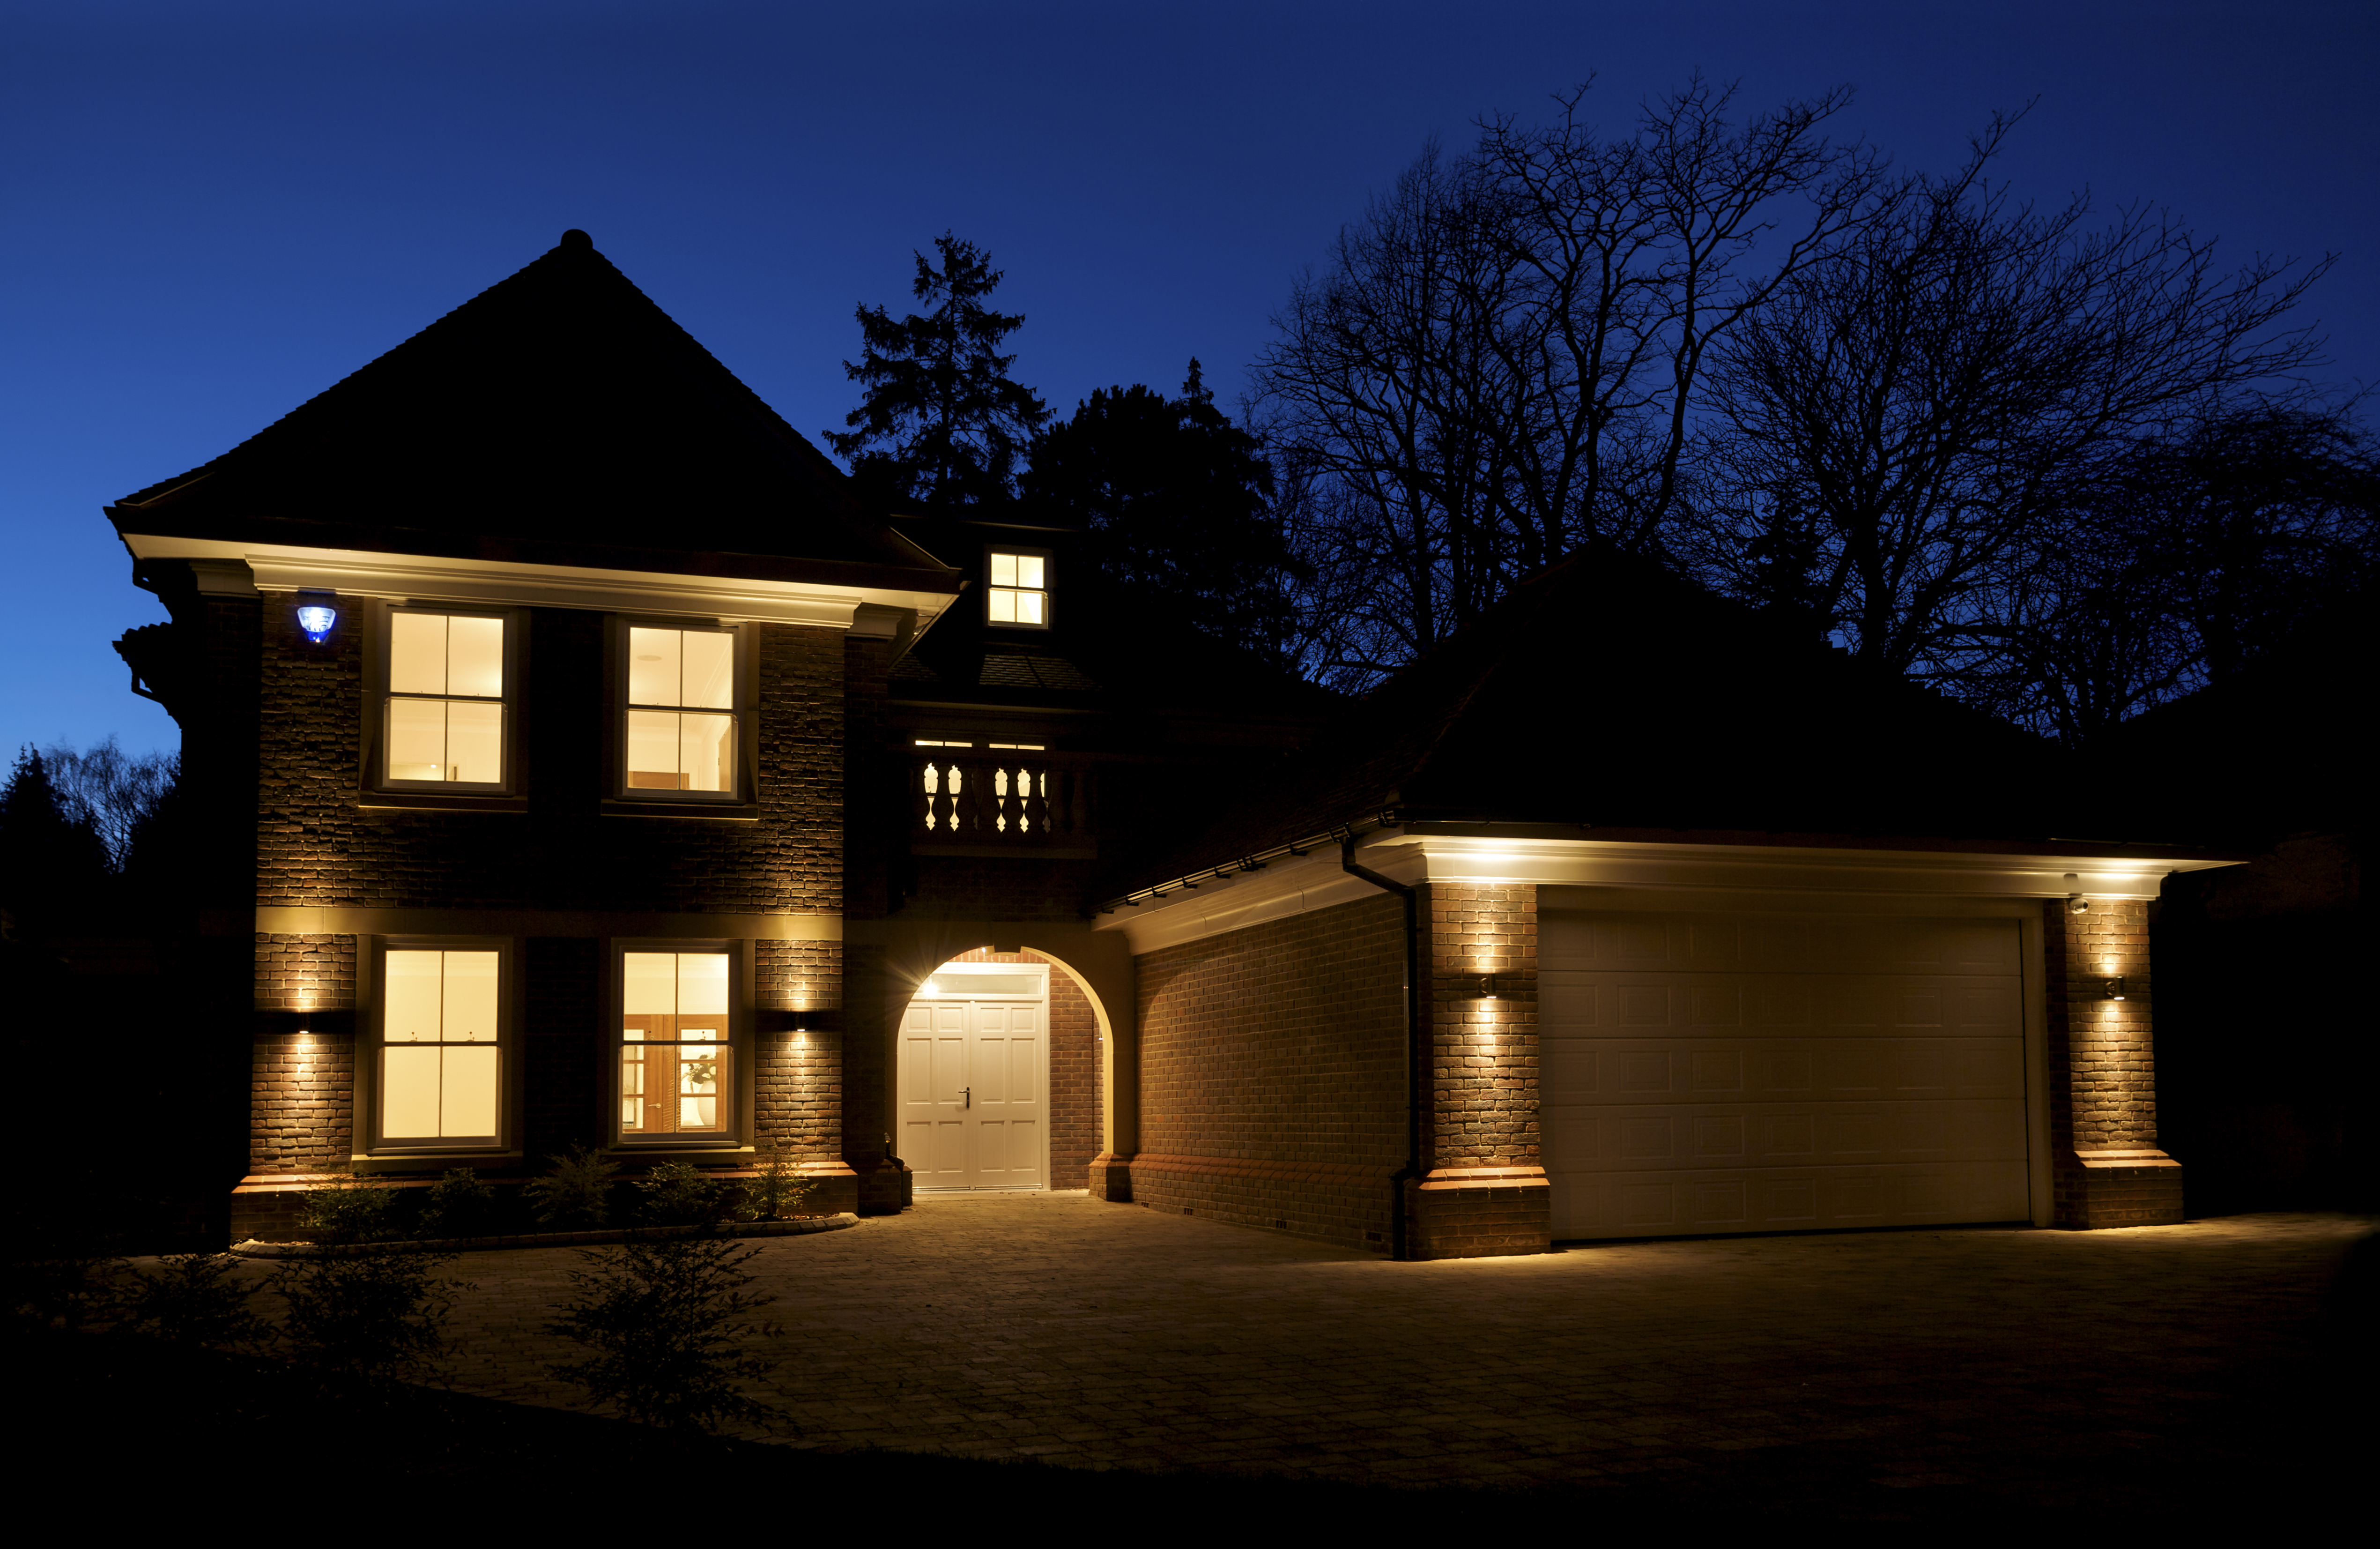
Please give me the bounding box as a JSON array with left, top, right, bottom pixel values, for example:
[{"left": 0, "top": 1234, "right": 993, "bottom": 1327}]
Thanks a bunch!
[{"left": 1541, "top": 910, "right": 2029, "bottom": 1239}]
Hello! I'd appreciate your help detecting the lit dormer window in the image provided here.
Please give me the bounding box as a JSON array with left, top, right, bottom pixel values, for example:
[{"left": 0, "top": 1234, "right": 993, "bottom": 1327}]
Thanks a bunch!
[{"left": 986, "top": 550, "right": 1049, "bottom": 628}]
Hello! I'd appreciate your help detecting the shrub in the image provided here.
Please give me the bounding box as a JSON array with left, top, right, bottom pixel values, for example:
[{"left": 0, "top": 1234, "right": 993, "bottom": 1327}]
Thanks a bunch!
[
  {"left": 273, "top": 1245, "right": 469, "bottom": 1386},
  {"left": 547, "top": 1236, "right": 787, "bottom": 1434},
  {"left": 115, "top": 1253, "right": 271, "bottom": 1349},
  {"left": 635, "top": 1162, "right": 727, "bottom": 1228},
  {"left": 734, "top": 1148, "right": 817, "bottom": 1222},
  {"left": 525, "top": 1146, "right": 618, "bottom": 1231},
  {"left": 3, "top": 1242, "right": 125, "bottom": 1335},
  {"left": 297, "top": 1175, "right": 401, "bottom": 1244},
  {"left": 418, "top": 1169, "right": 498, "bottom": 1240}
]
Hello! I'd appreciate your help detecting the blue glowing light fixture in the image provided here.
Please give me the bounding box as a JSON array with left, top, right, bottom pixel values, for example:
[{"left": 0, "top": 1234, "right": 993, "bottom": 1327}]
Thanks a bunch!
[{"left": 296, "top": 603, "right": 338, "bottom": 643}]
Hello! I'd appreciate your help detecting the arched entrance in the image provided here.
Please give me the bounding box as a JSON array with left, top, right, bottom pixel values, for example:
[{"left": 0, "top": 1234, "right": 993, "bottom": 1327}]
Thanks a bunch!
[{"left": 897, "top": 952, "right": 1064, "bottom": 1190}]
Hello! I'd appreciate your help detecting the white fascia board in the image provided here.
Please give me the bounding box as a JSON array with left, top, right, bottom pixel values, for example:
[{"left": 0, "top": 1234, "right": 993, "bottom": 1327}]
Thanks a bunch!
[
  {"left": 1095, "top": 834, "right": 1421, "bottom": 955},
  {"left": 1099, "top": 831, "right": 2230, "bottom": 955},
  {"left": 120, "top": 534, "right": 955, "bottom": 631},
  {"left": 1378, "top": 832, "right": 2225, "bottom": 902}
]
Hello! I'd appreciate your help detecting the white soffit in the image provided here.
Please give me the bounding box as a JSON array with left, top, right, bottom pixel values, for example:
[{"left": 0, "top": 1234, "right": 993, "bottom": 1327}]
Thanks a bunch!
[
  {"left": 120, "top": 534, "right": 955, "bottom": 630},
  {"left": 1099, "top": 832, "right": 2229, "bottom": 954}
]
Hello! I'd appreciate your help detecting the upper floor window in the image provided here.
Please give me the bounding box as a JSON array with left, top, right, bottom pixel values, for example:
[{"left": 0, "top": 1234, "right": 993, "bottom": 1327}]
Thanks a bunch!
[
  {"left": 386, "top": 609, "right": 508, "bottom": 787},
  {"left": 624, "top": 624, "right": 741, "bottom": 796},
  {"left": 986, "top": 550, "right": 1049, "bottom": 628},
  {"left": 376, "top": 945, "right": 504, "bottom": 1148}
]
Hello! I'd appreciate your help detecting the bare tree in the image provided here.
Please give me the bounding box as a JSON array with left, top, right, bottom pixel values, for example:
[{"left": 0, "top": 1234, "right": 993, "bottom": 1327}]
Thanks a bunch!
[
  {"left": 39, "top": 737, "right": 177, "bottom": 872},
  {"left": 1686, "top": 117, "right": 2337, "bottom": 706},
  {"left": 1965, "top": 401, "right": 2378, "bottom": 743},
  {"left": 1253, "top": 76, "right": 1882, "bottom": 687}
]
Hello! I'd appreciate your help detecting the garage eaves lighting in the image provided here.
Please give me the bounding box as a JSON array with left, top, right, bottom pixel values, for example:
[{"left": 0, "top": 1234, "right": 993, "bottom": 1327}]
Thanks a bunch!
[{"left": 296, "top": 603, "right": 338, "bottom": 643}]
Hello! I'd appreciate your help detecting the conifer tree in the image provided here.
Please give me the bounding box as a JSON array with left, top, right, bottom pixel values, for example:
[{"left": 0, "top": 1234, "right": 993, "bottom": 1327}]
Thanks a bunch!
[{"left": 827, "top": 233, "right": 1047, "bottom": 511}]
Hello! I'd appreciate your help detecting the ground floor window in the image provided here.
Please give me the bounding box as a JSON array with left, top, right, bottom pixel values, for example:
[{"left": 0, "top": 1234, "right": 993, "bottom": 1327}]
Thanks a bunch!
[
  {"left": 379, "top": 946, "right": 502, "bottom": 1145},
  {"left": 620, "top": 950, "right": 734, "bottom": 1139}
]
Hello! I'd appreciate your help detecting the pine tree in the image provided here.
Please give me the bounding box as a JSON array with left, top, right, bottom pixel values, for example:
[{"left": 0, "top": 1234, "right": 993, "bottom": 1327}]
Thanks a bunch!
[
  {"left": 0, "top": 747, "right": 112, "bottom": 926},
  {"left": 826, "top": 233, "right": 1048, "bottom": 512}
]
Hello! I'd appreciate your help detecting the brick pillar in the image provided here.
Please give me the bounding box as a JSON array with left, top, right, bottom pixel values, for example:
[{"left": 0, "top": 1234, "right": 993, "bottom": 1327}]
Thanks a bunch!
[
  {"left": 2045, "top": 898, "right": 2183, "bottom": 1226},
  {"left": 1409, "top": 883, "right": 1549, "bottom": 1258}
]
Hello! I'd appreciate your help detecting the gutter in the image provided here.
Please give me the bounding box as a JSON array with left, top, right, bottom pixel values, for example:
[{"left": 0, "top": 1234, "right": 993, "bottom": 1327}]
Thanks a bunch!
[
  {"left": 1339, "top": 834, "right": 1421, "bottom": 1263},
  {"left": 1093, "top": 811, "right": 1401, "bottom": 914}
]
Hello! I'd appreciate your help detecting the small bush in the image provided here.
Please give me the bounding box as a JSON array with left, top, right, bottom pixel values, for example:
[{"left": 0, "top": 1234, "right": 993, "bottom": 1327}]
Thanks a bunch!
[
  {"left": 734, "top": 1148, "right": 816, "bottom": 1222},
  {"left": 273, "top": 1245, "right": 469, "bottom": 1386},
  {"left": 3, "top": 1243, "right": 126, "bottom": 1335},
  {"left": 116, "top": 1253, "right": 271, "bottom": 1349},
  {"left": 635, "top": 1162, "right": 727, "bottom": 1228},
  {"left": 547, "top": 1236, "right": 787, "bottom": 1434},
  {"left": 418, "top": 1169, "right": 498, "bottom": 1240},
  {"left": 525, "top": 1146, "right": 618, "bottom": 1231},
  {"left": 297, "top": 1176, "right": 401, "bottom": 1244}
]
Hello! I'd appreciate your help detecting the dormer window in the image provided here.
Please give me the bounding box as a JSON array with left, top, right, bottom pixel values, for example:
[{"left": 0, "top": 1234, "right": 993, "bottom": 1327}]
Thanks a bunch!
[{"left": 986, "top": 549, "right": 1050, "bottom": 628}]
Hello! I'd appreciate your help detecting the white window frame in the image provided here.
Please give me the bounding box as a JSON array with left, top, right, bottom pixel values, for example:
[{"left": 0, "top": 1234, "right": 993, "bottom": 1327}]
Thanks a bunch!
[
  {"left": 984, "top": 547, "right": 1052, "bottom": 630},
  {"left": 609, "top": 939, "right": 751, "bottom": 1151},
  {"left": 611, "top": 619, "right": 754, "bottom": 806},
  {"left": 369, "top": 603, "right": 521, "bottom": 796},
  {"left": 364, "top": 936, "right": 514, "bottom": 1156}
]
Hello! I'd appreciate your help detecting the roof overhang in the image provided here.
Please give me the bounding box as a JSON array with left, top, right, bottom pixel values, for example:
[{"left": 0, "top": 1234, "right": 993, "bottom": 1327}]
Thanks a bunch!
[
  {"left": 118, "top": 532, "right": 958, "bottom": 633},
  {"left": 1095, "top": 828, "right": 2239, "bottom": 956}
]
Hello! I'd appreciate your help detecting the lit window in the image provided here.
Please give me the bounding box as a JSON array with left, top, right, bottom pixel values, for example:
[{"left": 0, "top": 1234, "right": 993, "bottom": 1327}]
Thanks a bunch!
[
  {"left": 379, "top": 948, "right": 502, "bottom": 1145},
  {"left": 625, "top": 626, "right": 738, "bottom": 795},
  {"left": 621, "top": 951, "right": 734, "bottom": 1140},
  {"left": 386, "top": 611, "right": 506, "bottom": 785},
  {"left": 988, "top": 743, "right": 1045, "bottom": 750},
  {"left": 913, "top": 738, "right": 973, "bottom": 747},
  {"left": 986, "top": 551, "right": 1048, "bottom": 627}
]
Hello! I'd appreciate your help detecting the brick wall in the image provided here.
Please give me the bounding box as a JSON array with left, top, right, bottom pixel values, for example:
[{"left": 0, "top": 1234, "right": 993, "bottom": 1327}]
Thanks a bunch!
[
  {"left": 252, "top": 607, "right": 844, "bottom": 914},
  {"left": 248, "top": 1032, "right": 353, "bottom": 1174},
  {"left": 253, "top": 932, "right": 356, "bottom": 1012},
  {"left": 1128, "top": 894, "right": 1407, "bottom": 1250},
  {"left": 1413, "top": 882, "right": 1549, "bottom": 1258},
  {"left": 2045, "top": 897, "right": 2182, "bottom": 1227}
]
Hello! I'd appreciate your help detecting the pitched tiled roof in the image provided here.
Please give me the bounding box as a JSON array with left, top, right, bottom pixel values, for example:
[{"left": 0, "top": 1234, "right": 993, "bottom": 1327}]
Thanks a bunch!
[
  {"left": 109, "top": 231, "right": 952, "bottom": 590},
  {"left": 1115, "top": 546, "right": 2066, "bottom": 891}
]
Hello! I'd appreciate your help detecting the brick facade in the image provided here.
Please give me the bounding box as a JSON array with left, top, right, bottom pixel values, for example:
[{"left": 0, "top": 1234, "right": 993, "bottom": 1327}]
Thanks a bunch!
[
  {"left": 2045, "top": 897, "right": 2183, "bottom": 1227},
  {"left": 1412, "top": 882, "right": 1549, "bottom": 1258},
  {"left": 1125, "top": 894, "right": 1408, "bottom": 1251}
]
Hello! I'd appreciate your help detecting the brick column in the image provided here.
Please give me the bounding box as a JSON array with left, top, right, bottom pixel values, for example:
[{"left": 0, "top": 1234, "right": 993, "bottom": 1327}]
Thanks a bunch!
[
  {"left": 2045, "top": 898, "right": 2183, "bottom": 1226},
  {"left": 1409, "top": 883, "right": 1549, "bottom": 1258}
]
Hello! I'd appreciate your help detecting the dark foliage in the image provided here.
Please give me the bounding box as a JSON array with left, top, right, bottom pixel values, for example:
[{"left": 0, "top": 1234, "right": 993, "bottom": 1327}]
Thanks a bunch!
[
  {"left": 1025, "top": 363, "right": 1309, "bottom": 672},
  {"left": 526, "top": 1145, "right": 620, "bottom": 1230},
  {"left": 0, "top": 748, "right": 112, "bottom": 923},
  {"left": 272, "top": 1244, "right": 468, "bottom": 1385},
  {"left": 547, "top": 1236, "right": 787, "bottom": 1434},
  {"left": 633, "top": 1161, "right": 728, "bottom": 1227},
  {"left": 115, "top": 1253, "right": 272, "bottom": 1349},
  {"left": 827, "top": 232, "right": 1048, "bottom": 511}
]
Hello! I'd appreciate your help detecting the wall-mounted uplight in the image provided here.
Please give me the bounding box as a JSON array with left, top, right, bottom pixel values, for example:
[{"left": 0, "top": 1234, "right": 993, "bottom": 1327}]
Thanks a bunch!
[
  {"left": 2103, "top": 976, "right": 2127, "bottom": 1001},
  {"left": 296, "top": 603, "right": 338, "bottom": 643}
]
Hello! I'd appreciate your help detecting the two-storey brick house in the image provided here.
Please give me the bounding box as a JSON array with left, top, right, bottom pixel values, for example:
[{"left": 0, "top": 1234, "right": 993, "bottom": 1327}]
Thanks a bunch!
[{"left": 110, "top": 231, "right": 2228, "bottom": 1255}]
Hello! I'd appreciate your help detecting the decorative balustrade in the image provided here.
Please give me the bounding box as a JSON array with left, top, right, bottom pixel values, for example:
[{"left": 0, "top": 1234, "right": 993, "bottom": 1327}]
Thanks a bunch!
[{"left": 912, "top": 752, "right": 1096, "bottom": 847}]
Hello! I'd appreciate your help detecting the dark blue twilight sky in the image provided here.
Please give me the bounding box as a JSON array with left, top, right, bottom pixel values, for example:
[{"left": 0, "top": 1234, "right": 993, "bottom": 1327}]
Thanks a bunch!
[{"left": 4, "top": 0, "right": 2374, "bottom": 760}]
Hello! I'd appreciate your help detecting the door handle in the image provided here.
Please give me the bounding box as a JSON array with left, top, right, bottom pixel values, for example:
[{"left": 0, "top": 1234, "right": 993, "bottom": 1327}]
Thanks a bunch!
[{"left": 960, "top": 1086, "right": 971, "bottom": 1109}]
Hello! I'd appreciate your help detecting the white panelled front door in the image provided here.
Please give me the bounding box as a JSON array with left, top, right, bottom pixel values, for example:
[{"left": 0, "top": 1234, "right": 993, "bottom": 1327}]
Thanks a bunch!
[
  {"left": 897, "top": 966, "right": 1048, "bottom": 1189},
  {"left": 1541, "top": 911, "right": 2030, "bottom": 1240}
]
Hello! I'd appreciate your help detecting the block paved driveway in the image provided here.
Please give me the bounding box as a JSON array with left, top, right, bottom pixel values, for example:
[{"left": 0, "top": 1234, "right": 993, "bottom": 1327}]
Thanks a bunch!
[{"left": 418, "top": 1197, "right": 2365, "bottom": 1518}]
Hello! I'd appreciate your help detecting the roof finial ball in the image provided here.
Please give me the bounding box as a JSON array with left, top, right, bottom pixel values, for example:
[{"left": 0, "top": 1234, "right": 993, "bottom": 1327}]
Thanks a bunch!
[{"left": 560, "top": 229, "right": 593, "bottom": 251}]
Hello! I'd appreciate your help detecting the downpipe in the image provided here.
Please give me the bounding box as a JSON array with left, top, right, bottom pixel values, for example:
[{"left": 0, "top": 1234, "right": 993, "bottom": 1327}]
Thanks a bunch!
[{"left": 1342, "top": 833, "right": 1420, "bottom": 1261}]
